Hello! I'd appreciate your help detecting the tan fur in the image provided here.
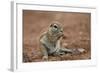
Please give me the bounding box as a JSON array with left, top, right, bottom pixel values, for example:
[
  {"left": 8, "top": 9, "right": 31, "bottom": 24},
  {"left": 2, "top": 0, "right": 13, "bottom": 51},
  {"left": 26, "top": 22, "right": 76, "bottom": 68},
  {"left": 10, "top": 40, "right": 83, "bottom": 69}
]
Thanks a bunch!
[{"left": 39, "top": 22, "right": 85, "bottom": 61}]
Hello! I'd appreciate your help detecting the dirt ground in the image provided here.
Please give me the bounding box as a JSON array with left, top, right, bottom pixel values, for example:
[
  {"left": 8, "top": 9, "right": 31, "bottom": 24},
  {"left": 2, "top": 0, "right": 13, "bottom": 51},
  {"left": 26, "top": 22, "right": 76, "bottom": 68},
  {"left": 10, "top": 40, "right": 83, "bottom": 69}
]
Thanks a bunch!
[{"left": 23, "top": 10, "right": 91, "bottom": 62}]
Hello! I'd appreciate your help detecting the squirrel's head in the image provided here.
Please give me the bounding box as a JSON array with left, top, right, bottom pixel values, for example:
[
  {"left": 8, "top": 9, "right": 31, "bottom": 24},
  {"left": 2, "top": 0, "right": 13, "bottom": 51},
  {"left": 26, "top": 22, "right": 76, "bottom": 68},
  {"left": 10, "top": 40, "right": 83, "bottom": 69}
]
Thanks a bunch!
[{"left": 48, "top": 22, "right": 63, "bottom": 36}]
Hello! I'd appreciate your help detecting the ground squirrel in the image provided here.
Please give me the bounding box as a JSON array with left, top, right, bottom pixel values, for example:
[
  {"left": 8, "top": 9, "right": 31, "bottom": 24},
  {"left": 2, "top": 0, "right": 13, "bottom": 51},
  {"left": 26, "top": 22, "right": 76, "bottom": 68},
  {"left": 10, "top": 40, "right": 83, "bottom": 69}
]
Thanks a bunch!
[{"left": 39, "top": 22, "right": 85, "bottom": 60}]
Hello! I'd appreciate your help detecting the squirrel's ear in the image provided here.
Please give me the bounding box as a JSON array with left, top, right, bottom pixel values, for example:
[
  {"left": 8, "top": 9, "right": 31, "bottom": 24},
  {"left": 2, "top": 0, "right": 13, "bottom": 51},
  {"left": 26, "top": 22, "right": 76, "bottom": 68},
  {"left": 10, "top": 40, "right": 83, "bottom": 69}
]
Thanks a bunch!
[{"left": 50, "top": 23, "right": 53, "bottom": 27}]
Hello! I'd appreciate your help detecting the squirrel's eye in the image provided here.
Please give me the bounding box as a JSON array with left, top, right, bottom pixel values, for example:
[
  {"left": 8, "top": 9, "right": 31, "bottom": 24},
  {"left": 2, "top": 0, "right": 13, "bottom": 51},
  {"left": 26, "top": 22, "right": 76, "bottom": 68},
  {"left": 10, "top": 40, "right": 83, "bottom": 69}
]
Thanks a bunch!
[{"left": 54, "top": 25, "right": 57, "bottom": 28}]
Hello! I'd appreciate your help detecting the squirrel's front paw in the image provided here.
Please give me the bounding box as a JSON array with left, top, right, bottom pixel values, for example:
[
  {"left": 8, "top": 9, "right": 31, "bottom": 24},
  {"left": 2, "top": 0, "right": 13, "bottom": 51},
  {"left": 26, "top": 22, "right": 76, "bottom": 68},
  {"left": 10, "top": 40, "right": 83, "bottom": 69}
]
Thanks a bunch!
[{"left": 42, "top": 56, "right": 48, "bottom": 61}]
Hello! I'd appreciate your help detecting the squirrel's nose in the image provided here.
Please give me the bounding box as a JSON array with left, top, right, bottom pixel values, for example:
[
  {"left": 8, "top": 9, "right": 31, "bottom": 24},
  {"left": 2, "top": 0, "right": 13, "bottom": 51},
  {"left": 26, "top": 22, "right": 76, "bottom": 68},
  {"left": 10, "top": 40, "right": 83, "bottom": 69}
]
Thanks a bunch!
[{"left": 60, "top": 28, "right": 63, "bottom": 32}]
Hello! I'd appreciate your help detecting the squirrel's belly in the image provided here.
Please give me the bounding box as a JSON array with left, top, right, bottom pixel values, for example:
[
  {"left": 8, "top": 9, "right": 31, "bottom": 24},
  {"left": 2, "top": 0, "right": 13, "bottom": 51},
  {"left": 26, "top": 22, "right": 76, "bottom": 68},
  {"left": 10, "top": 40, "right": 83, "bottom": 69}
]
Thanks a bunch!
[
  {"left": 40, "top": 35, "right": 58, "bottom": 54},
  {"left": 44, "top": 41, "right": 56, "bottom": 54}
]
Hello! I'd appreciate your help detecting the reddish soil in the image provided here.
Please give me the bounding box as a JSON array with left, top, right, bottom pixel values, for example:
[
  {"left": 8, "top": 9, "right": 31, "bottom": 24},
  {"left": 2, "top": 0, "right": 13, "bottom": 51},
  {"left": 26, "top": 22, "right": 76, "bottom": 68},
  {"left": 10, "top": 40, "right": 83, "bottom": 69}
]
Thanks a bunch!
[{"left": 23, "top": 10, "right": 91, "bottom": 62}]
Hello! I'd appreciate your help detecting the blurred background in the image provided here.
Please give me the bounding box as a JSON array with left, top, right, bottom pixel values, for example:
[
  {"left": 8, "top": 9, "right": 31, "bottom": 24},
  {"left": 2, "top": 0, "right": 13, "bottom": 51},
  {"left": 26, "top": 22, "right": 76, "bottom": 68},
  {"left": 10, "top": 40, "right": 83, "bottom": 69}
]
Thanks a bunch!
[{"left": 23, "top": 10, "right": 91, "bottom": 62}]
